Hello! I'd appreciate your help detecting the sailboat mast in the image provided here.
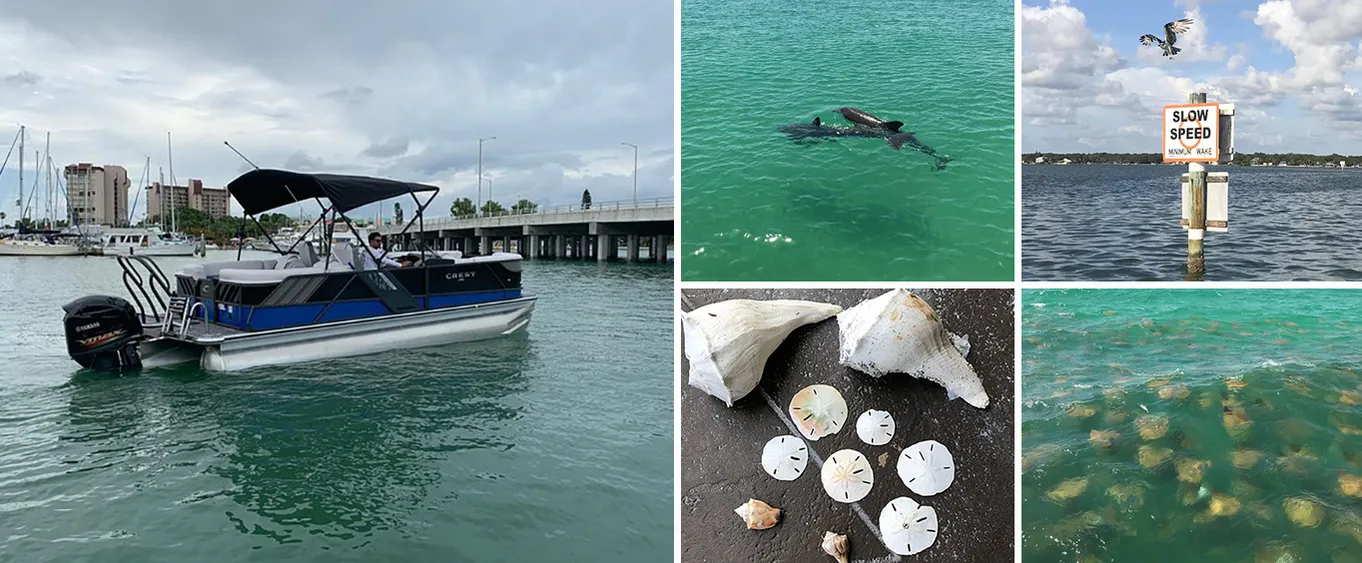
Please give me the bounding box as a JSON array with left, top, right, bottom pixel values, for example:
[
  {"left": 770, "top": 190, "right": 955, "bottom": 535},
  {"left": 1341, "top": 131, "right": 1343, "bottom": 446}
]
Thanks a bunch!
[
  {"left": 16, "top": 126, "right": 22, "bottom": 224},
  {"left": 44, "top": 132, "right": 50, "bottom": 229},
  {"left": 167, "top": 132, "right": 176, "bottom": 234},
  {"left": 158, "top": 167, "right": 166, "bottom": 231}
]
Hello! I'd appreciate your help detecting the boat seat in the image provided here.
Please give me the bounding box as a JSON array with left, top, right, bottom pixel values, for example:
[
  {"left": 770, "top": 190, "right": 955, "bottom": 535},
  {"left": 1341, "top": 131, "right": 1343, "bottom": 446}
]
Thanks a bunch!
[
  {"left": 217, "top": 261, "right": 343, "bottom": 285},
  {"left": 331, "top": 241, "right": 356, "bottom": 270},
  {"left": 180, "top": 259, "right": 272, "bottom": 279},
  {"left": 274, "top": 253, "right": 305, "bottom": 270},
  {"left": 298, "top": 242, "right": 319, "bottom": 267}
]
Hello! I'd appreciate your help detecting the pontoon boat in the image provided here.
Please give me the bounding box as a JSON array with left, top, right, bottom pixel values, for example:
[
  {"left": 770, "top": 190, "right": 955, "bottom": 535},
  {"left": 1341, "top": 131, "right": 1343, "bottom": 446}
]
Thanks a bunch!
[{"left": 61, "top": 169, "right": 536, "bottom": 372}]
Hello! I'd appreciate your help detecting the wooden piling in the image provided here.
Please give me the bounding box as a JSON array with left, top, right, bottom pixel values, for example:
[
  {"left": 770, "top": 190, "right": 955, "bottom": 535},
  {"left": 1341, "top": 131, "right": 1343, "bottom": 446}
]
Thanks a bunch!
[{"left": 1186, "top": 92, "right": 1208, "bottom": 279}]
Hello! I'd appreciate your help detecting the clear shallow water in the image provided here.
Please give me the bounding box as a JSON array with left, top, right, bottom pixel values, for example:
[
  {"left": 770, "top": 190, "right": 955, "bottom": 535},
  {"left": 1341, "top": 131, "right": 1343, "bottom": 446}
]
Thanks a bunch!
[
  {"left": 1022, "top": 165, "right": 1362, "bottom": 281},
  {"left": 0, "top": 252, "right": 673, "bottom": 562},
  {"left": 680, "top": 0, "right": 1014, "bottom": 281},
  {"left": 1022, "top": 289, "right": 1362, "bottom": 563}
]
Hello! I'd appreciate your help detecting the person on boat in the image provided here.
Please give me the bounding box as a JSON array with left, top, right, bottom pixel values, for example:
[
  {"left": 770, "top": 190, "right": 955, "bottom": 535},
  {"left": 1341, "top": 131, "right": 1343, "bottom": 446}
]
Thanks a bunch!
[{"left": 362, "top": 232, "right": 405, "bottom": 269}]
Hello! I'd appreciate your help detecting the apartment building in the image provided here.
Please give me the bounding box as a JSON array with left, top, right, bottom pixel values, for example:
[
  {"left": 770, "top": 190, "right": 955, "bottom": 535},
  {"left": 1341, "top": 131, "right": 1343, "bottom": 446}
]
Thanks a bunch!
[
  {"left": 63, "top": 163, "right": 131, "bottom": 226},
  {"left": 146, "top": 179, "right": 232, "bottom": 221}
]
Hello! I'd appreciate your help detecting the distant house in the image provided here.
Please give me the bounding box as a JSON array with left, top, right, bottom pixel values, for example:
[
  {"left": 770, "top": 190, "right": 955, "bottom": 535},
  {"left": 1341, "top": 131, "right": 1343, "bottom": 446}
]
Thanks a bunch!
[
  {"left": 1058, "top": 158, "right": 1073, "bottom": 165},
  {"left": 1035, "top": 156, "right": 1046, "bottom": 164}
]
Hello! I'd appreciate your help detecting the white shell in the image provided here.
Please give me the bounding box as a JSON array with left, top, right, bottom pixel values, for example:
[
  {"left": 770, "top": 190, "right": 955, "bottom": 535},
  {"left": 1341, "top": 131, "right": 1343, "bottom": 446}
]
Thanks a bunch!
[
  {"left": 897, "top": 439, "right": 955, "bottom": 496},
  {"left": 855, "top": 409, "right": 895, "bottom": 446},
  {"left": 682, "top": 299, "right": 842, "bottom": 406},
  {"left": 879, "top": 496, "right": 939, "bottom": 555},
  {"left": 789, "top": 384, "right": 849, "bottom": 441},
  {"left": 760, "top": 435, "right": 808, "bottom": 481},
  {"left": 822, "top": 449, "right": 874, "bottom": 503},
  {"left": 837, "top": 289, "right": 989, "bottom": 408}
]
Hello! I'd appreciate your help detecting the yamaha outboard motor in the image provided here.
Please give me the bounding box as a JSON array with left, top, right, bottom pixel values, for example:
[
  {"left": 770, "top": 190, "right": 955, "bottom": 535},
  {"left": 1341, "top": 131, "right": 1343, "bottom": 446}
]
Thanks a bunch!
[{"left": 62, "top": 295, "right": 144, "bottom": 371}]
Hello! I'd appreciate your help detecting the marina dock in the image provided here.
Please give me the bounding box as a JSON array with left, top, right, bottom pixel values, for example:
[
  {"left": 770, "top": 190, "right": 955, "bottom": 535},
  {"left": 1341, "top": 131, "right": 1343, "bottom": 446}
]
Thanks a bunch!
[{"left": 378, "top": 197, "right": 674, "bottom": 262}]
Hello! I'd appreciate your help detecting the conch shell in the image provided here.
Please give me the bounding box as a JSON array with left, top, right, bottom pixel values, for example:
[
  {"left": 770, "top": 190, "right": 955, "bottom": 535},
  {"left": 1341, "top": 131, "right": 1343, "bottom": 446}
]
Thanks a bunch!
[
  {"left": 682, "top": 299, "right": 842, "bottom": 406},
  {"left": 734, "top": 498, "right": 780, "bottom": 530},
  {"left": 836, "top": 289, "right": 989, "bottom": 408},
  {"left": 821, "top": 531, "right": 849, "bottom": 563}
]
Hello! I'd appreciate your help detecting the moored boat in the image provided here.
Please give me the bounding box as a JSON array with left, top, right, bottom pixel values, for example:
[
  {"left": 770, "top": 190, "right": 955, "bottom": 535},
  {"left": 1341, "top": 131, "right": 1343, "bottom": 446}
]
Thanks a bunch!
[
  {"left": 100, "top": 227, "right": 199, "bottom": 257},
  {"left": 61, "top": 169, "right": 536, "bottom": 372}
]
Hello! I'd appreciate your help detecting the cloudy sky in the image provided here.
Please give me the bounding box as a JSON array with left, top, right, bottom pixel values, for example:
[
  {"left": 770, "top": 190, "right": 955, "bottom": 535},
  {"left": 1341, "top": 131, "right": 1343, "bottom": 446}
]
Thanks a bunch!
[
  {"left": 1023, "top": 0, "right": 1362, "bottom": 154},
  {"left": 0, "top": 0, "right": 673, "bottom": 223}
]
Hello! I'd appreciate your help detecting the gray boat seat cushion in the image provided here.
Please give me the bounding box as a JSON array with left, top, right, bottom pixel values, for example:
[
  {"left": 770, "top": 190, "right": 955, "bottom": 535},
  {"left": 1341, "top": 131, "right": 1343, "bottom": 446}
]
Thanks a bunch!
[
  {"left": 298, "top": 242, "right": 318, "bottom": 267},
  {"left": 331, "top": 241, "right": 356, "bottom": 269},
  {"left": 274, "top": 253, "right": 305, "bottom": 270},
  {"left": 217, "top": 261, "right": 337, "bottom": 285},
  {"left": 179, "top": 259, "right": 271, "bottom": 279}
]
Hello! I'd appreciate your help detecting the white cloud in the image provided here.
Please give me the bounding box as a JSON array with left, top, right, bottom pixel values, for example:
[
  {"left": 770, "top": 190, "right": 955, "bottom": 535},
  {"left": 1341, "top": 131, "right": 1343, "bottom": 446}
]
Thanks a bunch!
[
  {"left": 1023, "top": 0, "right": 1362, "bottom": 151},
  {"left": 0, "top": 0, "right": 674, "bottom": 222}
]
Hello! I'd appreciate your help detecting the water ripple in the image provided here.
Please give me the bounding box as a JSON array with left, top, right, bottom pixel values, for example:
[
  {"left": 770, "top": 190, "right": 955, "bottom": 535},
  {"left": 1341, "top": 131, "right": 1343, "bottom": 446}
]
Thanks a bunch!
[
  {"left": 681, "top": 0, "right": 1014, "bottom": 281},
  {"left": 1023, "top": 165, "right": 1362, "bottom": 280},
  {"left": 0, "top": 254, "right": 673, "bottom": 561}
]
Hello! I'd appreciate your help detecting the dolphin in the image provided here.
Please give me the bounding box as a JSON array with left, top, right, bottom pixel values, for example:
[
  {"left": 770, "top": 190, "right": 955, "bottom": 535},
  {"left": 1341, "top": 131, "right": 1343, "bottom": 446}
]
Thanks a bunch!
[
  {"left": 777, "top": 117, "right": 953, "bottom": 170},
  {"left": 836, "top": 107, "right": 904, "bottom": 132}
]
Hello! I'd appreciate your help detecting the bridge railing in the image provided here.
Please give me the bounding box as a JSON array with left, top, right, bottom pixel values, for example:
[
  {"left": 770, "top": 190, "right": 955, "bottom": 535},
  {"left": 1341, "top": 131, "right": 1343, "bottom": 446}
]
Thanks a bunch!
[{"left": 390, "top": 196, "right": 674, "bottom": 232}]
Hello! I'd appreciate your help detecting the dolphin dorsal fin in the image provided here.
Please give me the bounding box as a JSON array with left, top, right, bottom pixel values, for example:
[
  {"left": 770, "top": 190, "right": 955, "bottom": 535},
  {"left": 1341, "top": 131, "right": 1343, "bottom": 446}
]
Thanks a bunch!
[
  {"left": 813, "top": 117, "right": 821, "bottom": 127},
  {"left": 884, "top": 120, "right": 904, "bottom": 132}
]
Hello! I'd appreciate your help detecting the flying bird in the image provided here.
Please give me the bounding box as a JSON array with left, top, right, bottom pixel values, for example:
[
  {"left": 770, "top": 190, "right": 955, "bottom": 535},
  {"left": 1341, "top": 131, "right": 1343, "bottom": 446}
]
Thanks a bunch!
[{"left": 1139, "top": 18, "right": 1193, "bottom": 58}]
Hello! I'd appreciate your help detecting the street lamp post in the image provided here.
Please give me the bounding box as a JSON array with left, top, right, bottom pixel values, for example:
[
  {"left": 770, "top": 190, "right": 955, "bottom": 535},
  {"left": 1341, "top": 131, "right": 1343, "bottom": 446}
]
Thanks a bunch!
[
  {"left": 486, "top": 179, "right": 493, "bottom": 216},
  {"left": 622, "top": 142, "right": 638, "bottom": 207},
  {"left": 478, "top": 136, "right": 496, "bottom": 216}
]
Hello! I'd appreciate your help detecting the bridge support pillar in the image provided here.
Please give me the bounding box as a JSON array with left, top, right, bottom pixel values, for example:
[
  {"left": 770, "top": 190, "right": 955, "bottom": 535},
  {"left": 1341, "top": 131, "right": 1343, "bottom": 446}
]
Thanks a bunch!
[
  {"left": 556, "top": 235, "right": 566, "bottom": 259},
  {"left": 656, "top": 235, "right": 670, "bottom": 262},
  {"left": 479, "top": 235, "right": 490, "bottom": 255},
  {"left": 597, "top": 234, "right": 610, "bottom": 262},
  {"left": 527, "top": 235, "right": 539, "bottom": 259},
  {"left": 580, "top": 236, "right": 589, "bottom": 260},
  {"left": 627, "top": 234, "right": 640, "bottom": 262}
]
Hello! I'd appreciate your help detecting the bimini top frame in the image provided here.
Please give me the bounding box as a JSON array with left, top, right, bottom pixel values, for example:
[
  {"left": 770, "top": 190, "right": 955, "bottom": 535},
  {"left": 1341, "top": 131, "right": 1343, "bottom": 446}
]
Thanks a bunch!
[{"left": 224, "top": 168, "right": 442, "bottom": 265}]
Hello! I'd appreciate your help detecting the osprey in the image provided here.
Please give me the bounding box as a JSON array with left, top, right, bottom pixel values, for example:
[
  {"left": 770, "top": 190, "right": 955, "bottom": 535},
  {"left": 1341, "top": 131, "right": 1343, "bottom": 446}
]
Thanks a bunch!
[{"left": 1139, "top": 18, "right": 1193, "bottom": 58}]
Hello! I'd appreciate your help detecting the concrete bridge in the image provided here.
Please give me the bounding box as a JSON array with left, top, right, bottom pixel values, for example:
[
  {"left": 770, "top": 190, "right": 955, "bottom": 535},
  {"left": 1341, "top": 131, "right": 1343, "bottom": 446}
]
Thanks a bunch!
[{"left": 377, "top": 197, "right": 673, "bottom": 263}]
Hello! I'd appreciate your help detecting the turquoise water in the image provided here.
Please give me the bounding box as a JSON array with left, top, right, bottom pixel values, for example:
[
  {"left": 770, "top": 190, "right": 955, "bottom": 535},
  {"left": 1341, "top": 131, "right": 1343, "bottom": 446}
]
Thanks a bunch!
[
  {"left": 0, "top": 252, "right": 673, "bottom": 562},
  {"left": 680, "top": 0, "right": 1015, "bottom": 281},
  {"left": 1022, "top": 289, "right": 1362, "bottom": 562}
]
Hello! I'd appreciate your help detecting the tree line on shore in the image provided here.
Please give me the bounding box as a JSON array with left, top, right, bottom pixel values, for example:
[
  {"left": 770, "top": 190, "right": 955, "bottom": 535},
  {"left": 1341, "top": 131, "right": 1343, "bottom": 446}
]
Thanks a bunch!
[{"left": 1024, "top": 152, "right": 1362, "bottom": 167}]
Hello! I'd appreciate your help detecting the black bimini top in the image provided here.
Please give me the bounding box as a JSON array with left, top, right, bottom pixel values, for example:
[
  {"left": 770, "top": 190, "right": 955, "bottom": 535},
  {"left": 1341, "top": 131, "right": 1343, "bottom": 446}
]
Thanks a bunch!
[{"left": 226, "top": 169, "right": 440, "bottom": 215}]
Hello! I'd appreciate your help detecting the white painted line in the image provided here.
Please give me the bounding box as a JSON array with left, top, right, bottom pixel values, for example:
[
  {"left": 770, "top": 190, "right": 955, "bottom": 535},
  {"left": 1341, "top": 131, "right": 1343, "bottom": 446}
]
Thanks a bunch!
[{"left": 760, "top": 388, "right": 901, "bottom": 563}]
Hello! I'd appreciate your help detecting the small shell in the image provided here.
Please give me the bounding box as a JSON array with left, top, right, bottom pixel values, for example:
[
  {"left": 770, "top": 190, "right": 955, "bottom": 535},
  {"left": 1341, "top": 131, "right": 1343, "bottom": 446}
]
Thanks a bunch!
[
  {"left": 837, "top": 289, "right": 988, "bottom": 408},
  {"left": 734, "top": 498, "right": 780, "bottom": 530},
  {"left": 821, "top": 531, "right": 849, "bottom": 563},
  {"left": 855, "top": 409, "right": 895, "bottom": 446}
]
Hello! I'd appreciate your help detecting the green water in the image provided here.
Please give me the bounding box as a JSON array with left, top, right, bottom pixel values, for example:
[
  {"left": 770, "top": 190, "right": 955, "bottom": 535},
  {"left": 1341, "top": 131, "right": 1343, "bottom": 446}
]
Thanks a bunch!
[
  {"left": 0, "top": 252, "right": 673, "bottom": 562},
  {"left": 680, "top": 0, "right": 1014, "bottom": 281},
  {"left": 1022, "top": 289, "right": 1362, "bottom": 563}
]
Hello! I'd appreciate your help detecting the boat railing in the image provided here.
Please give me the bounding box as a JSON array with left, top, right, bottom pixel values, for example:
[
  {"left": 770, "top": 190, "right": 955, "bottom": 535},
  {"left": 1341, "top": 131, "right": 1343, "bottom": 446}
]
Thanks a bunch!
[
  {"left": 116, "top": 255, "right": 171, "bottom": 323},
  {"left": 178, "top": 301, "right": 204, "bottom": 339}
]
